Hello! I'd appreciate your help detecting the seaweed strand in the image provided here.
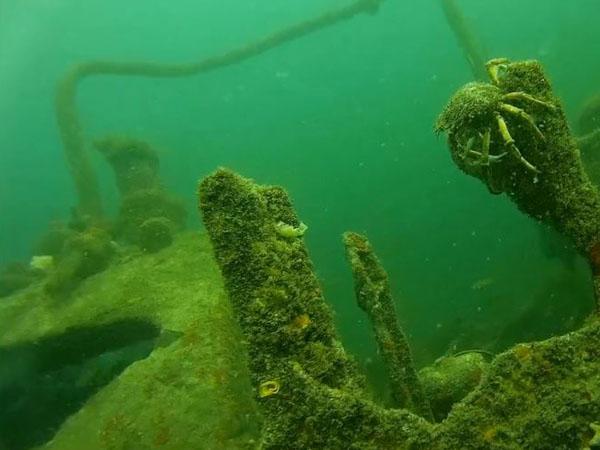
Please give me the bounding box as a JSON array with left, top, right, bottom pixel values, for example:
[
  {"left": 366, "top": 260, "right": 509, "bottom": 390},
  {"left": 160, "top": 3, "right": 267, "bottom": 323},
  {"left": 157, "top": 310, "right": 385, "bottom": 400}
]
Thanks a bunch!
[{"left": 441, "top": 0, "right": 488, "bottom": 80}]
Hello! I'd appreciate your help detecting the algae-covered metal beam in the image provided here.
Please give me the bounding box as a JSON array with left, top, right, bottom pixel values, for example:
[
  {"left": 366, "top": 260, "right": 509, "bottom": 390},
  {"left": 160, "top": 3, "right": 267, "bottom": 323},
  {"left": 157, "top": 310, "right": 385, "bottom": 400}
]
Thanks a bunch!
[
  {"left": 436, "top": 58, "right": 600, "bottom": 311},
  {"left": 343, "top": 231, "right": 433, "bottom": 421},
  {"left": 441, "top": 0, "right": 488, "bottom": 80},
  {"left": 198, "top": 169, "right": 431, "bottom": 449},
  {"left": 56, "top": 0, "right": 386, "bottom": 219}
]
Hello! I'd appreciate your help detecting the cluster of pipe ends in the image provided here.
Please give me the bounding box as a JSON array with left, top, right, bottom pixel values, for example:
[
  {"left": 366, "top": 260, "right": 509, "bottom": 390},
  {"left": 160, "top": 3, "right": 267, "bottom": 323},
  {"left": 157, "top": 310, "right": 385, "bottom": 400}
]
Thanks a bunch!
[
  {"left": 48, "top": 0, "right": 600, "bottom": 445},
  {"left": 197, "top": 57, "right": 600, "bottom": 449}
]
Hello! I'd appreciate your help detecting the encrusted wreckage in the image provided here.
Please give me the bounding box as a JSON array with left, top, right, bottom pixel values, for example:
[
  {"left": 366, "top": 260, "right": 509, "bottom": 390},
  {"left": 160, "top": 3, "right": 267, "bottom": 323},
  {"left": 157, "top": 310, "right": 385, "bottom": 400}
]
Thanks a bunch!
[{"left": 198, "top": 58, "right": 600, "bottom": 449}]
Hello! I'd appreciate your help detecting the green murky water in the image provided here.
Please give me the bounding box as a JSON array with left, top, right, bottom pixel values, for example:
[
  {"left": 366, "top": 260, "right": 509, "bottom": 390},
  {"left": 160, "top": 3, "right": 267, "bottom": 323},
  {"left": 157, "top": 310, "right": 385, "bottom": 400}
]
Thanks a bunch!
[{"left": 1, "top": 1, "right": 600, "bottom": 448}]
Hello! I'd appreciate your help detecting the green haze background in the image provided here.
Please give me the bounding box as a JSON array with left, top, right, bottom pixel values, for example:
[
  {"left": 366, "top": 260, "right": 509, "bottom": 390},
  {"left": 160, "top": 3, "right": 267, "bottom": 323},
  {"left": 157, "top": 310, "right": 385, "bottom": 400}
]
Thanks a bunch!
[{"left": 1, "top": 0, "right": 599, "bottom": 365}]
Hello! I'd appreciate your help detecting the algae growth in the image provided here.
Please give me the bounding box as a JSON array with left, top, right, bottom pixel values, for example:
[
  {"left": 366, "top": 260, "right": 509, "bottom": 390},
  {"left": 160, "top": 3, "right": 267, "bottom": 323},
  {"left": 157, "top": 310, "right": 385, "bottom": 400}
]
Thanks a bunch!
[
  {"left": 0, "top": 232, "right": 260, "bottom": 450},
  {"left": 2, "top": 1, "right": 600, "bottom": 449}
]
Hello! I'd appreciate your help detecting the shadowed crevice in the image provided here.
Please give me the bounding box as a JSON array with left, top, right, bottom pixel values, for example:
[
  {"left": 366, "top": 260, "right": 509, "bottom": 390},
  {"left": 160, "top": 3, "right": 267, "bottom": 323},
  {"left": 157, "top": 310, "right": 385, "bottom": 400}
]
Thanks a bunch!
[{"left": 0, "top": 319, "right": 164, "bottom": 450}]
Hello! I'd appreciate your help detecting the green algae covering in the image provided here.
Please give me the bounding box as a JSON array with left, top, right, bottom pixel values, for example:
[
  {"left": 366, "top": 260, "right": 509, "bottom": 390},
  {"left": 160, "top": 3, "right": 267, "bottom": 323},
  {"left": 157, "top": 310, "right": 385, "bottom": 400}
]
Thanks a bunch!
[
  {"left": 198, "top": 166, "right": 600, "bottom": 449},
  {"left": 199, "top": 169, "right": 431, "bottom": 449},
  {"left": 4, "top": 71, "right": 600, "bottom": 445},
  {"left": 0, "top": 162, "right": 598, "bottom": 449},
  {"left": 0, "top": 232, "right": 259, "bottom": 450}
]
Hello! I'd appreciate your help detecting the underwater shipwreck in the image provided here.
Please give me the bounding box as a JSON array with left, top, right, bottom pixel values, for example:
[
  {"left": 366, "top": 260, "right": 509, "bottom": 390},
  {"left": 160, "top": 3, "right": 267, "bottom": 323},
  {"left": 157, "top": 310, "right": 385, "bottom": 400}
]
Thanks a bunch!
[{"left": 1, "top": 0, "right": 600, "bottom": 449}]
